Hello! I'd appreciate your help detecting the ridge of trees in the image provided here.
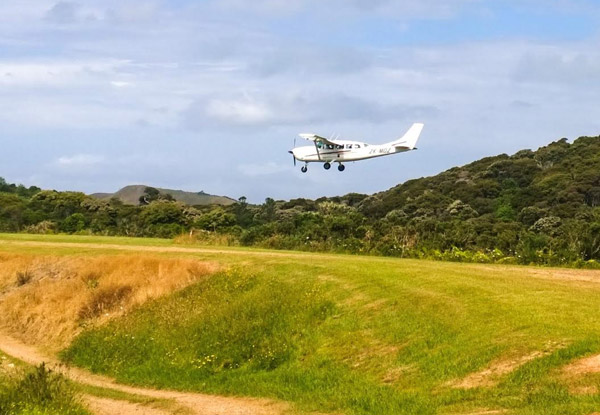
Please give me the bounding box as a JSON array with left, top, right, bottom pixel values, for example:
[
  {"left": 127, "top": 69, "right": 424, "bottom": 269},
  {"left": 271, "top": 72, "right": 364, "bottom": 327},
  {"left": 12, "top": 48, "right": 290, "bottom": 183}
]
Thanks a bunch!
[{"left": 3, "top": 134, "right": 600, "bottom": 266}]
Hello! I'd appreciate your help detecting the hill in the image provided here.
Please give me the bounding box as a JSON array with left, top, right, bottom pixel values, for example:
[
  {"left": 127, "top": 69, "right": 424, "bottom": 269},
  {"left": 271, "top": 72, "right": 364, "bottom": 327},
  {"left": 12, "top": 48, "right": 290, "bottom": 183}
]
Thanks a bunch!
[
  {"left": 357, "top": 136, "right": 600, "bottom": 219},
  {"left": 91, "top": 184, "right": 236, "bottom": 206}
]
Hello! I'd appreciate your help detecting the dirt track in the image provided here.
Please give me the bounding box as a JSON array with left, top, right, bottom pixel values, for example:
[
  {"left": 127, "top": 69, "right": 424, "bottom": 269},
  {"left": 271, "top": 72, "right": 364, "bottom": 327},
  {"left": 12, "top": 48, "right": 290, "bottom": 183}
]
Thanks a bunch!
[{"left": 0, "top": 332, "right": 288, "bottom": 415}]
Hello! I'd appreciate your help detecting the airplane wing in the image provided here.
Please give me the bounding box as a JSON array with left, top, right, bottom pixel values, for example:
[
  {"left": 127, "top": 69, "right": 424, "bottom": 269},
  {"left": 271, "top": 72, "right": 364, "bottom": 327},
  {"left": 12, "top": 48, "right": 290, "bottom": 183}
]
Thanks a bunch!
[{"left": 299, "top": 133, "right": 337, "bottom": 147}]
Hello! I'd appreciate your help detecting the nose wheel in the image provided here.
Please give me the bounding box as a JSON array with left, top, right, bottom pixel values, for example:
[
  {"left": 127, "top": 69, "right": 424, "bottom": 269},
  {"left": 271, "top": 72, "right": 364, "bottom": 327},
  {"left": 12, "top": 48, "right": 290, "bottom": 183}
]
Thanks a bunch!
[{"left": 301, "top": 165, "right": 308, "bottom": 173}]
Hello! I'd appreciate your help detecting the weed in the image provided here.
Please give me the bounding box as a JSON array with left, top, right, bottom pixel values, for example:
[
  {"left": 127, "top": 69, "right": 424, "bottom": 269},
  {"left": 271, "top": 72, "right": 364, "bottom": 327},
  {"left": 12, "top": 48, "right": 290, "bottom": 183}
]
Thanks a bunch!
[
  {"left": 15, "top": 270, "right": 33, "bottom": 286},
  {"left": 80, "top": 271, "right": 100, "bottom": 290}
]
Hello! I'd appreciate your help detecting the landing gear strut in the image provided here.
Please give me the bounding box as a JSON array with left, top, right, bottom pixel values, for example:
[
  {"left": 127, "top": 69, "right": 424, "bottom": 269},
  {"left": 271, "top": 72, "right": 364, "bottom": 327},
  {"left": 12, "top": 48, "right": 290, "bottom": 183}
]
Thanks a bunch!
[
  {"left": 323, "top": 162, "right": 331, "bottom": 170},
  {"left": 301, "top": 165, "right": 308, "bottom": 173},
  {"left": 338, "top": 164, "right": 345, "bottom": 172}
]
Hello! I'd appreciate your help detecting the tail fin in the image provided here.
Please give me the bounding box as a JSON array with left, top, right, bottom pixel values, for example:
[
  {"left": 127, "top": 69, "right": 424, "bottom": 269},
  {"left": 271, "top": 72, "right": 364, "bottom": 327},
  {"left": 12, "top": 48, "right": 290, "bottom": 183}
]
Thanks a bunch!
[{"left": 389, "top": 123, "right": 424, "bottom": 150}]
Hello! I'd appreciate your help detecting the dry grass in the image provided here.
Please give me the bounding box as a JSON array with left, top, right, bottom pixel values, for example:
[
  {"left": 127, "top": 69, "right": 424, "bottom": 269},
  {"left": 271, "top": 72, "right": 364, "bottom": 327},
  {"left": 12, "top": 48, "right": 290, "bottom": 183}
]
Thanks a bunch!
[
  {"left": 0, "top": 252, "right": 219, "bottom": 352},
  {"left": 559, "top": 353, "right": 600, "bottom": 395}
]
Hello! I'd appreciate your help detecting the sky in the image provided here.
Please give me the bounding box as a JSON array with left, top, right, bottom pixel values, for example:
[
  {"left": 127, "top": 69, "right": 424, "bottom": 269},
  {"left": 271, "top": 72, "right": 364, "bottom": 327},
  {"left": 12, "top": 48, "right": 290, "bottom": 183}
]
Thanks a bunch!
[{"left": 1, "top": 0, "right": 600, "bottom": 203}]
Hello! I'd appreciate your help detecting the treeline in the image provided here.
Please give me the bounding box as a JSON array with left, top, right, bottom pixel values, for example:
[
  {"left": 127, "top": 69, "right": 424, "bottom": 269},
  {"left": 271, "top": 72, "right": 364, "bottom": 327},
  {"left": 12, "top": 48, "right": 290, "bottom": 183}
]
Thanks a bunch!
[{"left": 2, "top": 134, "right": 600, "bottom": 266}]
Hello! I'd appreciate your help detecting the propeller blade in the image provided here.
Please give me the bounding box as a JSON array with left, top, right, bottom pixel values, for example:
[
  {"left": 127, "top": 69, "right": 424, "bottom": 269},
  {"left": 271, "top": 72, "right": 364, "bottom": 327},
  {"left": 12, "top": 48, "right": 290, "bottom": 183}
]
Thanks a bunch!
[
  {"left": 288, "top": 150, "right": 296, "bottom": 166},
  {"left": 292, "top": 137, "right": 297, "bottom": 166}
]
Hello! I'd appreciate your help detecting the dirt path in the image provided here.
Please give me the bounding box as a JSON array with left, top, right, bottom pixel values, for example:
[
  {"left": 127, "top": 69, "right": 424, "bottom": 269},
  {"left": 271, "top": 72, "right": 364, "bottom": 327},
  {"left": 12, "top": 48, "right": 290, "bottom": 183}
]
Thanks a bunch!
[
  {"left": 0, "top": 332, "right": 289, "bottom": 415},
  {"left": 85, "top": 396, "right": 172, "bottom": 415}
]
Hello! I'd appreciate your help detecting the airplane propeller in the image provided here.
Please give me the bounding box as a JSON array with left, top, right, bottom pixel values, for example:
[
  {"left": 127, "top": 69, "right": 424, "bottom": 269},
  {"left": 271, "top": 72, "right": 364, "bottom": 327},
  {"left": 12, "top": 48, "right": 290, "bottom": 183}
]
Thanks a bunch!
[
  {"left": 289, "top": 137, "right": 297, "bottom": 166},
  {"left": 289, "top": 150, "right": 296, "bottom": 166}
]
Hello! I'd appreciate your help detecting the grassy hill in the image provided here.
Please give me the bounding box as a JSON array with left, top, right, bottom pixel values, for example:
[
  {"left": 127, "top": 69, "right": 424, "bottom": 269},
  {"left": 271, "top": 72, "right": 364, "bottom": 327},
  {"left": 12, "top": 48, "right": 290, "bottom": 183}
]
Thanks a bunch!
[
  {"left": 2, "top": 234, "right": 598, "bottom": 415},
  {"left": 91, "top": 184, "right": 236, "bottom": 206}
]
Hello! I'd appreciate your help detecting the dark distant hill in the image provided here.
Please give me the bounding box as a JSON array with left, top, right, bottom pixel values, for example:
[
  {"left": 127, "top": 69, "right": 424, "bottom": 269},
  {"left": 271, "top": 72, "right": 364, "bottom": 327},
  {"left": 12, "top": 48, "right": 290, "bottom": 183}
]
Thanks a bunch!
[{"left": 91, "top": 185, "right": 236, "bottom": 206}]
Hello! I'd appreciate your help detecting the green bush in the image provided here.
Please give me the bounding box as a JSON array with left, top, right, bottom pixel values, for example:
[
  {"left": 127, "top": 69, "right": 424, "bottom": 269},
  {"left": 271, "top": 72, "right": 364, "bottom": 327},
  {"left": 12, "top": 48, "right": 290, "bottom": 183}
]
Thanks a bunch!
[{"left": 0, "top": 364, "right": 88, "bottom": 415}]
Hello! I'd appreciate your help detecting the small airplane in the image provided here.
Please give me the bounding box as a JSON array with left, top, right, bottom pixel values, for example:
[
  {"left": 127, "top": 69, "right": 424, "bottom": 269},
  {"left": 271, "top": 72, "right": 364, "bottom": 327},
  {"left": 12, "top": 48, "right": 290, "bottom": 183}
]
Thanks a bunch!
[{"left": 289, "top": 123, "right": 424, "bottom": 172}]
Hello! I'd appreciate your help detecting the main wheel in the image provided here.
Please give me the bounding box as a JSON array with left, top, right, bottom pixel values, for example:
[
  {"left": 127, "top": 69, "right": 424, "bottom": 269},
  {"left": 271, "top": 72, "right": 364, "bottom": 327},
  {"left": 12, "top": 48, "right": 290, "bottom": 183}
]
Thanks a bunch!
[
  {"left": 301, "top": 166, "right": 308, "bottom": 173},
  {"left": 338, "top": 164, "right": 345, "bottom": 171},
  {"left": 323, "top": 162, "right": 331, "bottom": 170}
]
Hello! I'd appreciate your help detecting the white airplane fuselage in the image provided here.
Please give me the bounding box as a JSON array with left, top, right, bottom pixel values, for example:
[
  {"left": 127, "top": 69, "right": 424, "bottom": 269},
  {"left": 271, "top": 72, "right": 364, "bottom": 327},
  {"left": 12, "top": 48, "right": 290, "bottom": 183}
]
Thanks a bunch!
[{"left": 291, "top": 141, "right": 410, "bottom": 163}]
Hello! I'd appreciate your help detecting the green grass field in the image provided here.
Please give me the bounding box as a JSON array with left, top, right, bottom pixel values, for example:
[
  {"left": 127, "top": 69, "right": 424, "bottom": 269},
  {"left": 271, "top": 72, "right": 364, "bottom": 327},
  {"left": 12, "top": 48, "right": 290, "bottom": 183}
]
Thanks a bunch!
[{"left": 2, "top": 233, "right": 600, "bottom": 414}]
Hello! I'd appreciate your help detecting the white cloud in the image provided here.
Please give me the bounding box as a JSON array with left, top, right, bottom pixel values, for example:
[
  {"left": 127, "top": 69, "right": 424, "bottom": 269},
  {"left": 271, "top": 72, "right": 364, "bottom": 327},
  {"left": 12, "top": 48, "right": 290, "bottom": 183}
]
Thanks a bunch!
[
  {"left": 205, "top": 97, "right": 274, "bottom": 125},
  {"left": 56, "top": 154, "right": 105, "bottom": 167},
  {"left": 0, "top": 59, "right": 128, "bottom": 87},
  {"left": 513, "top": 48, "right": 600, "bottom": 86},
  {"left": 110, "top": 80, "right": 133, "bottom": 87}
]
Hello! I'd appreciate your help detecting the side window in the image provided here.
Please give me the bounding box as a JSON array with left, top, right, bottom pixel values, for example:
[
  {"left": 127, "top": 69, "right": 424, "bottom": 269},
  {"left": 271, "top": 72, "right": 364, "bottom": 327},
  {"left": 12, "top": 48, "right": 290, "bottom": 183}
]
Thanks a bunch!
[
  {"left": 326, "top": 144, "right": 334, "bottom": 150},
  {"left": 336, "top": 144, "right": 344, "bottom": 150},
  {"left": 345, "top": 144, "right": 353, "bottom": 149},
  {"left": 355, "top": 144, "right": 360, "bottom": 149}
]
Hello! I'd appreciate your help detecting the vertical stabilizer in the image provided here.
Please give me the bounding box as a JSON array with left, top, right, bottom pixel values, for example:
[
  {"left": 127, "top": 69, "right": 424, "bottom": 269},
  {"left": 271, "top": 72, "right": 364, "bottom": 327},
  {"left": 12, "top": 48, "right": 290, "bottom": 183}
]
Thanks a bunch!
[{"left": 389, "top": 123, "right": 424, "bottom": 150}]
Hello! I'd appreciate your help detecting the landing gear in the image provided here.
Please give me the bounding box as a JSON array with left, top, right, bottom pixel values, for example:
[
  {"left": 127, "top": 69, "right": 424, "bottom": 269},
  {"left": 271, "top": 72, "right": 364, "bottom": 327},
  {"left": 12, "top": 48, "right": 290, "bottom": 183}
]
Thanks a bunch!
[
  {"left": 338, "top": 164, "right": 345, "bottom": 172},
  {"left": 301, "top": 165, "right": 308, "bottom": 173},
  {"left": 323, "top": 162, "right": 331, "bottom": 170}
]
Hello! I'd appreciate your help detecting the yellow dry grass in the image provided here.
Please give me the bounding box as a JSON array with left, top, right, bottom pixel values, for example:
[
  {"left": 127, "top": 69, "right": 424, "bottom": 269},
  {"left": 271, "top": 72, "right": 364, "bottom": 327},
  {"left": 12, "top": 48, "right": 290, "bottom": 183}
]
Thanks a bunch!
[
  {"left": 0, "top": 252, "right": 219, "bottom": 352},
  {"left": 559, "top": 353, "right": 600, "bottom": 395}
]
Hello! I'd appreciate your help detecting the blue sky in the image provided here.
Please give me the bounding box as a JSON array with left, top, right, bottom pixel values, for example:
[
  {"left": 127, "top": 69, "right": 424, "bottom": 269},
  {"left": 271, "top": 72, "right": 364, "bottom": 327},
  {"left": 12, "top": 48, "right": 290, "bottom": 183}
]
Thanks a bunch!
[{"left": 1, "top": 0, "right": 600, "bottom": 202}]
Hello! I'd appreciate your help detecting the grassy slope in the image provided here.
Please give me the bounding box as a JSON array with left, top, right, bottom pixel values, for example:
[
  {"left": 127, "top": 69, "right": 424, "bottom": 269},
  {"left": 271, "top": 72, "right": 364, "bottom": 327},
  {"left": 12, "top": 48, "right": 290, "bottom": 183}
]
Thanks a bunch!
[{"left": 2, "top": 234, "right": 600, "bottom": 414}]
